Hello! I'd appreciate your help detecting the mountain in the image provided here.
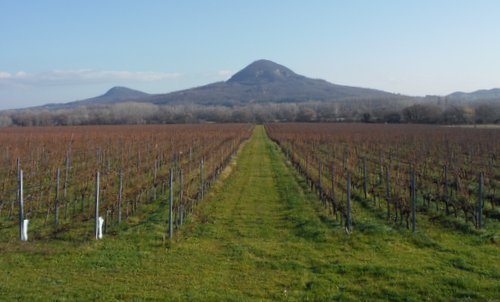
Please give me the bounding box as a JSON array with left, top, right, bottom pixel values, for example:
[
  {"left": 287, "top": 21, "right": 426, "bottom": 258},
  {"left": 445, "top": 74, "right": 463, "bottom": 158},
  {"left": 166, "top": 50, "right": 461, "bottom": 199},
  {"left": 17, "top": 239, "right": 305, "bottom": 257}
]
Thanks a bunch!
[
  {"left": 14, "top": 60, "right": 500, "bottom": 111},
  {"left": 33, "top": 60, "right": 403, "bottom": 110},
  {"left": 98, "top": 86, "right": 150, "bottom": 101},
  {"left": 227, "top": 59, "right": 302, "bottom": 84},
  {"left": 447, "top": 88, "right": 500, "bottom": 102},
  {"left": 146, "top": 60, "right": 398, "bottom": 105},
  {"left": 38, "top": 86, "right": 150, "bottom": 109}
]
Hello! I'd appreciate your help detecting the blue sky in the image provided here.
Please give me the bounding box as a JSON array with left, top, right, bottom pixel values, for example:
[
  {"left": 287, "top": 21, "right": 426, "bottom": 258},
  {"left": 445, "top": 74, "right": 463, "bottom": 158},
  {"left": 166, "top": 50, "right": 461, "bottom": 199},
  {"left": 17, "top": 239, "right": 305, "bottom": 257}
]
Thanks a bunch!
[{"left": 1, "top": 0, "right": 500, "bottom": 109}]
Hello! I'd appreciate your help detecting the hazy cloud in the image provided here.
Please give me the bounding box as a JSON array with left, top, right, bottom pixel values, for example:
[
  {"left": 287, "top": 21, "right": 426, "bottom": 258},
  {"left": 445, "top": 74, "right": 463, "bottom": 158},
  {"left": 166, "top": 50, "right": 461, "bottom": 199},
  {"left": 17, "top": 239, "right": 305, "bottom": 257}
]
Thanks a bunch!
[
  {"left": 218, "top": 70, "right": 233, "bottom": 77},
  {"left": 0, "top": 69, "right": 181, "bottom": 86},
  {"left": 0, "top": 71, "right": 12, "bottom": 79}
]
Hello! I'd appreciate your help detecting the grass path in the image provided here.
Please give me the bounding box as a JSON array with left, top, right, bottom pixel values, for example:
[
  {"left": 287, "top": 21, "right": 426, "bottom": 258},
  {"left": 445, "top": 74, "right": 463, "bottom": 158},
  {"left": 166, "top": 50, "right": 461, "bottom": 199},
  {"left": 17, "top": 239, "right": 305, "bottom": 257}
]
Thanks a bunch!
[{"left": 1, "top": 126, "right": 499, "bottom": 301}]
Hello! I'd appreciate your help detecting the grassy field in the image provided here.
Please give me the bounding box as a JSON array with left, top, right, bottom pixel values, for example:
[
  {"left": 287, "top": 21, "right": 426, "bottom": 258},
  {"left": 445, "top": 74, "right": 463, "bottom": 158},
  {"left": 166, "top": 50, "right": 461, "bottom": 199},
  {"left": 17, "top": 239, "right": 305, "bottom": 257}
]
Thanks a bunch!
[{"left": 0, "top": 126, "right": 499, "bottom": 301}]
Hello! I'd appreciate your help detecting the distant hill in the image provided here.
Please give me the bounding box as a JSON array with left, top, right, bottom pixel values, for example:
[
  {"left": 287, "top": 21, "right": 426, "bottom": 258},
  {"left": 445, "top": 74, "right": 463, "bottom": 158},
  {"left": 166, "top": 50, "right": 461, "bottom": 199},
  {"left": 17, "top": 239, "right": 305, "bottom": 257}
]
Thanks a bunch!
[
  {"left": 447, "top": 88, "right": 500, "bottom": 102},
  {"left": 38, "top": 86, "right": 150, "bottom": 109},
  {"left": 146, "top": 59, "right": 398, "bottom": 105}
]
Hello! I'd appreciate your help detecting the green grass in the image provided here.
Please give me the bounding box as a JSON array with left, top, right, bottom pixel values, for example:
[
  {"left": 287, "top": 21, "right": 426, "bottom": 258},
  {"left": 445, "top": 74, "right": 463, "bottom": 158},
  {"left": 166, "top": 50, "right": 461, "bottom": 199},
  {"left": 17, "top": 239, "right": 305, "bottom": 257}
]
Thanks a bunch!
[{"left": 0, "top": 125, "right": 499, "bottom": 301}]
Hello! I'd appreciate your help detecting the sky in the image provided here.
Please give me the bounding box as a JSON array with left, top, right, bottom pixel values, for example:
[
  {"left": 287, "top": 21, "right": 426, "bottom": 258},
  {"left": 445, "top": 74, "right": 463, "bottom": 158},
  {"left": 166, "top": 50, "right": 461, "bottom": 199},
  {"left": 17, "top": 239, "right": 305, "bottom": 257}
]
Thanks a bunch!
[{"left": 1, "top": 0, "right": 500, "bottom": 109}]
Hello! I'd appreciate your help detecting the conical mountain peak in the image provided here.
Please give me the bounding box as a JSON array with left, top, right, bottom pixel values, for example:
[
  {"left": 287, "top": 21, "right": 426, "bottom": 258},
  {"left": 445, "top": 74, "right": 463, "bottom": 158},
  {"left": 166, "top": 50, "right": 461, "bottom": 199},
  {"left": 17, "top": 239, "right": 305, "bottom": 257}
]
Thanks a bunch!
[
  {"left": 102, "top": 86, "right": 148, "bottom": 98},
  {"left": 227, "top": 59, "right": 300, "bottom": 84}
]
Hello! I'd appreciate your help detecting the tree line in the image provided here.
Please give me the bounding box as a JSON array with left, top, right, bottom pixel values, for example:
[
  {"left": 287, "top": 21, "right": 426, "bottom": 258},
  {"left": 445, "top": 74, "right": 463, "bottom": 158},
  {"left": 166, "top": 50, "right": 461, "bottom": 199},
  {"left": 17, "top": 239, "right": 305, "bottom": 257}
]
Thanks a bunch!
[{"left": 0, "top": 99, "right": 499, "bottom": 126}]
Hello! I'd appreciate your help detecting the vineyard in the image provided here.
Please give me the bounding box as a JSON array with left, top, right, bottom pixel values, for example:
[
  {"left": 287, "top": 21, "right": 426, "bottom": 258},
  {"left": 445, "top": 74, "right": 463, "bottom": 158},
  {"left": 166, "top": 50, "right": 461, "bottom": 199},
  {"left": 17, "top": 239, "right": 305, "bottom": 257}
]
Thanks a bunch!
[
  {"left": 266, "top": 123, "right": 500, "bottom": 232},
  {"left": 1, "top": 124, "right": 499, "bottom": 300},
  {"left": 0, "top": 124, "right": 252, "bottom": 242}
]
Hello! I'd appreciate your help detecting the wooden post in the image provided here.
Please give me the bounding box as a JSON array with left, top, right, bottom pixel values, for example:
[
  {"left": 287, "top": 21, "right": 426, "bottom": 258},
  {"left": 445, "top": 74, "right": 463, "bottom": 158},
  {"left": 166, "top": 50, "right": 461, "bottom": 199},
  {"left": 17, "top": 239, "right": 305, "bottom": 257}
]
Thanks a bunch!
[
  {"left": 168, "top": 168, "right": 173, "bottom": 239},
  {"left": 343, "top": 149, "right": 346, "bottom": 171},
  {"left": 444, "top": 165, "right": 449, "bottom": 215},
  {"left": 188, "top": 163, "right": 192, "bottom": 213},
  {"left": 385, "top": 164, "right": 390, "bottom": 219},
  {"left": 318, "top": 160, "right": 322, "bottom": 201},
  {"left": 378, "top": 157, "right": 383, "bottom": 186},
  {"left": 477, "top": 172, "right": 484, "bottom": 229},
  {"left": 179, "top": 169, "right": 184, "bottom": 226},
  {"left": 200, "top": 159, "right": 204, "bottom": 200},
  {"left": 306, "top": 156, "right": 309, "bottom": 177},
  {"left": 118, "top": 172, "right": 123, "bottom": 224},
  {"left": 346, "top": 173, "right": 352, "bottom": 231},
  {"left": 15, "top": 158, "right": 20, "bottom": 221},
  {"left": 18, "top": 169, "right": 24, "bottom": 240},
  {"left": 331, "top": 163, "right": 336, "bottom": 217},
  {"left": 64, "top": 149, "right": 70, "bottom": 198},
  {"left": 363, "top": 158, "right": 367, "bottom": 199},
  {"left": 95, "top": 172, "right": 100, "bottom": 240},
  {"left": 137, "top": 151, "right": 141, "bottom": 172},
  {"left": 411, "top": 168, "right": 416, "bottom": 233},
  {"left": 55, "top": 167, "right": 60, "bottom": 225},
  {"left": 105, "top": 209, "right": 110, "bottom": 233},
  {"left": 153, "top": 159, "right": 158, "bottom": 184}
]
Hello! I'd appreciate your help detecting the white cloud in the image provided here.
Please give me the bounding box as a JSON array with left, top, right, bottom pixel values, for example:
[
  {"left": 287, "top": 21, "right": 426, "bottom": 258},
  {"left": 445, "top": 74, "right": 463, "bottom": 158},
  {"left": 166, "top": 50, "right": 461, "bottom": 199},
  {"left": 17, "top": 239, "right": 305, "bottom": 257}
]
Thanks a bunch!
[
  {"left": 0, "top": 69, "right": 180, "bottom": 86},
  {"left": 15, "top": 71, "right": 29, "bottom": 78},
  {"left": 217, "top": 70, "right": 233, "bottom": 77},
  {"left": 0, "top": 71, "right": 12, "bottom": 79}
]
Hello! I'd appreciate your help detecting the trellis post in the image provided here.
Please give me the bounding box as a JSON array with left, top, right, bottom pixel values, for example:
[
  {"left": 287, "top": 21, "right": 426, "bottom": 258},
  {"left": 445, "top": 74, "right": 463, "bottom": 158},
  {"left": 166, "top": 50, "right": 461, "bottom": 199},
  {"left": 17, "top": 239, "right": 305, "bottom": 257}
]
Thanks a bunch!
[
  {"left": 346, "top": 173, "right": 352, "bottom": 232},
  {"left": 411, "top": 168, "right": 416, "bottom": 233},
  {"left": 95, "top": 172, "right": 100, "bottom": 240},
  {"left": 168, "top": 168, "right": 173, "bottom": 239},
  {"left": 477, "top": 172, "right": 484, "bottom": 229}
]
